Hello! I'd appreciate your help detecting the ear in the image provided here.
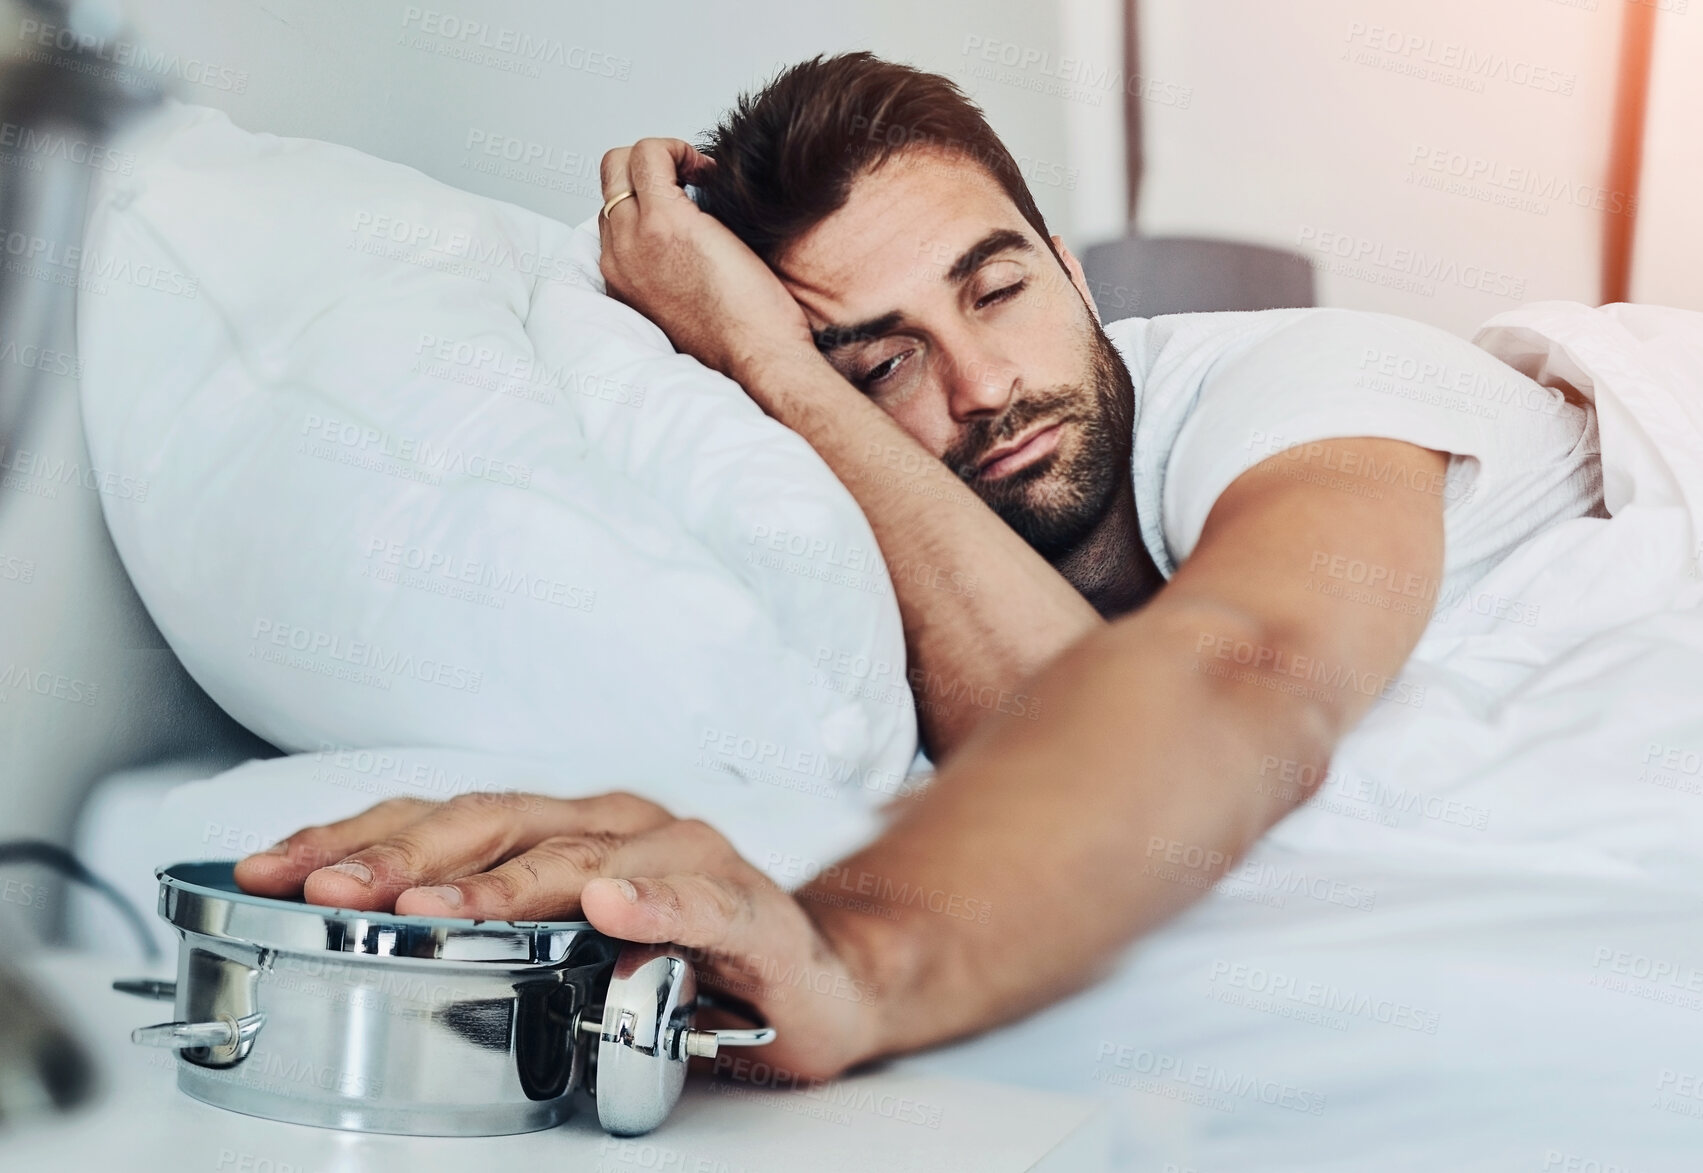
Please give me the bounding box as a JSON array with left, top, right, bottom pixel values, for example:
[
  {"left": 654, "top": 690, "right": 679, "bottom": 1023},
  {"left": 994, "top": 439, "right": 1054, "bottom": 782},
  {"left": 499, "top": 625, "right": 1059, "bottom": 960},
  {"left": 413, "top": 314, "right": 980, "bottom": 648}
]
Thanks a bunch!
[{"left": 1051, "top": 236, "right": 1100, "bottom": 324}]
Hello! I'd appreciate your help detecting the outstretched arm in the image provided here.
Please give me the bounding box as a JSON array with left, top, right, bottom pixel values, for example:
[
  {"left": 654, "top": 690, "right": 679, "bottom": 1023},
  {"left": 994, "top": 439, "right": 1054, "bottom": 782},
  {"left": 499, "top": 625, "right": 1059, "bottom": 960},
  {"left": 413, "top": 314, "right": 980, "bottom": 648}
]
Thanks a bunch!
[
  {"left": 238, "top": 140, "right": 1447, "bottom": 1086},
  {"left": 599, "top": 137, "right": 1445, "bottom": 1058},
  {"left": 806, "top": 434, "right": 1444, "bottom": 1058}
]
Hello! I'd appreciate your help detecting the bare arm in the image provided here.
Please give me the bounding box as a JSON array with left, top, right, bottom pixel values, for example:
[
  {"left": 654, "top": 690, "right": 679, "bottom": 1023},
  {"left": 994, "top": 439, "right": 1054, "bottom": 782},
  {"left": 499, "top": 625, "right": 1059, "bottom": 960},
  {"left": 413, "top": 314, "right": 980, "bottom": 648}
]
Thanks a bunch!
[
  {"left": 597, "top": 138, "right": 1446, "bottom": 1058},
  {"left": 808, "top": 435, "right": 1446, "bottom": 1059},
  {"left": 596, "top": 139, "right": 1101, "bottom": 761},
  {"left": 750, "top": 351, "right": 1103, "bottom": 758},
  {"left": 237, "top": 142, "right": 1449, "bottom": 1088}
]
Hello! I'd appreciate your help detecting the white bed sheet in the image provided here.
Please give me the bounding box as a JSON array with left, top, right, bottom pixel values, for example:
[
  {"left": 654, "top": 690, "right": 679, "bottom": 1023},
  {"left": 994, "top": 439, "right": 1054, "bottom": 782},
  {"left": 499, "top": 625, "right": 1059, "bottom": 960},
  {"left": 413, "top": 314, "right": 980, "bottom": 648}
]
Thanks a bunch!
[
  {"left": 886, "top": 302, "right": 1703, "bottom": 1172},
  {"left": 109, "top": 301, "right": 1703, "bottom": 1171}
]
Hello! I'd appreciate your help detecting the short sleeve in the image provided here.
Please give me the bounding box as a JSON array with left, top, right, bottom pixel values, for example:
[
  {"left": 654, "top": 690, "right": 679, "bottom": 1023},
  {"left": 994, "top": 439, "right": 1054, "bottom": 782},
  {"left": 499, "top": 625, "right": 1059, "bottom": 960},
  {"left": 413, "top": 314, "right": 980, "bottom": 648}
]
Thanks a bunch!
[{"left": 1156, "top": 309, "right": 1583, "bottom": 572}]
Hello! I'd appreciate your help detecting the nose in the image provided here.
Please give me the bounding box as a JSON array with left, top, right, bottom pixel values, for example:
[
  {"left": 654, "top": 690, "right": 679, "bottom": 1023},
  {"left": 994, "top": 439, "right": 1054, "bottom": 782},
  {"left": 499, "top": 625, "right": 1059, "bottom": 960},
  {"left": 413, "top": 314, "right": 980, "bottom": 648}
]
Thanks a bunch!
[{"left": 938, "top": 344, "right": 1018, "bottom": 423}]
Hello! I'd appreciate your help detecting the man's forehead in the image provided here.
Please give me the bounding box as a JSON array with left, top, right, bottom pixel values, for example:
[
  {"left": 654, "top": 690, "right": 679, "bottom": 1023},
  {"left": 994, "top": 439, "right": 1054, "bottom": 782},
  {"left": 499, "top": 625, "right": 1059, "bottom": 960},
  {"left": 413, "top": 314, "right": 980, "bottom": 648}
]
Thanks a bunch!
[{"left": 776, "top": 149, "right": 1029, "bottom": 319}]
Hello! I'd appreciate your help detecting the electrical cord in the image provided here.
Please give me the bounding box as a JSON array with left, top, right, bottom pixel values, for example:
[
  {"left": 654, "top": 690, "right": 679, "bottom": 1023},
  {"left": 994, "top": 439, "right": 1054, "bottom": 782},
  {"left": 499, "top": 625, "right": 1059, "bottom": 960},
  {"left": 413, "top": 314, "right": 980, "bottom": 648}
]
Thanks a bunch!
[{"left": 0, "top": 839, "right": 160, "bottom": 962}]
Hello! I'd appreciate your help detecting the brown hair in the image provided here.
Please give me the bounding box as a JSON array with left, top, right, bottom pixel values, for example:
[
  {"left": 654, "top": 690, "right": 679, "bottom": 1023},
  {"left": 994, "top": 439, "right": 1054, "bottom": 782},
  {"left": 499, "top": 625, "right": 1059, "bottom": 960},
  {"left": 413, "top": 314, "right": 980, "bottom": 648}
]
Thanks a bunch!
[{"left": 694, "top": 51, "right": 1058, "bottom": 269}]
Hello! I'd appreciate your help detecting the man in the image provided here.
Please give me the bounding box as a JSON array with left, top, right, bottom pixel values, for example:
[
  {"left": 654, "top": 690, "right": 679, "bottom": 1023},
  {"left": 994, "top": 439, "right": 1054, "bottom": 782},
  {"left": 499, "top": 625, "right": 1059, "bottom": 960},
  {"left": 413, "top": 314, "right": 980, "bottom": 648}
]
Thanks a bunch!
[{"left": 235, "top": 54, "right": 1602, "bottom": 1081}]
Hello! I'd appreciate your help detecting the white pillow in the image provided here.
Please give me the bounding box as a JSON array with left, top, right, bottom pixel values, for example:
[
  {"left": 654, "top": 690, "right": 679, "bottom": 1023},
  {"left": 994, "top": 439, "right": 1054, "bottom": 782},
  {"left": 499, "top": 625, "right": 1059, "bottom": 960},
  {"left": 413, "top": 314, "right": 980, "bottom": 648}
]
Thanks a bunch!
[{"left": 76, "top": 101, "right": 916, "bottom": 797}]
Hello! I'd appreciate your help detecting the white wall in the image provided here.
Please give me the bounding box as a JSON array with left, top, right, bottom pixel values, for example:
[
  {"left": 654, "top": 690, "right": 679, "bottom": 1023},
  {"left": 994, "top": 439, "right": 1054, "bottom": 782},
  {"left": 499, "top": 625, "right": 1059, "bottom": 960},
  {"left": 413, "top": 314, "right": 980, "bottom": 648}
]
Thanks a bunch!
[
  {"left": 109, "top": 0, "right": 1092, "bottom": 244},
  {"left": 1, "top": 0, "right": 1103, "bottom": 916},
  {"left": 1135, "top": 0, "right": 1636, "bottom": 335}
]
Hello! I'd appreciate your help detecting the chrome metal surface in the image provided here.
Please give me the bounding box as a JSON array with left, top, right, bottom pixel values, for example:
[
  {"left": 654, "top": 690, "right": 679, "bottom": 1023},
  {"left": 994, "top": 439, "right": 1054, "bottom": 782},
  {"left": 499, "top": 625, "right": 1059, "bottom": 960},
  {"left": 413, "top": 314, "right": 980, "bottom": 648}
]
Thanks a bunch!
[
  {"left": 680, "top": 1024, "right": 776, "bottom": 1060},
  {"left": 158, "top": 861, "right": 589, "bottom": 964},
  {"left": 589, "top": 946, "right": 775, "bottom": 1136},
  {"left": 592, "top": 945, "right": 696, "bottom": 1137},
  {"left": 134, "top": 861, "right": 619, "bottom": 1136},
  {"left": 127, "top": 862, "right": 777, "bottom": 1137},
  {"left": 112, "top": 978, "right": 177, "bottom": 1001}
]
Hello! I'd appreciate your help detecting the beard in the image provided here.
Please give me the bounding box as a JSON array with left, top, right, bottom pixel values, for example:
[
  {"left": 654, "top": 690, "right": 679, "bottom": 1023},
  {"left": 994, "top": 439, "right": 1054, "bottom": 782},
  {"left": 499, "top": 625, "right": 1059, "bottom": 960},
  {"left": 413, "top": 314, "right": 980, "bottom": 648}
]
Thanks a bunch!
[{"left": 941, "top": 320, "right": 1135, "bottom": 561}]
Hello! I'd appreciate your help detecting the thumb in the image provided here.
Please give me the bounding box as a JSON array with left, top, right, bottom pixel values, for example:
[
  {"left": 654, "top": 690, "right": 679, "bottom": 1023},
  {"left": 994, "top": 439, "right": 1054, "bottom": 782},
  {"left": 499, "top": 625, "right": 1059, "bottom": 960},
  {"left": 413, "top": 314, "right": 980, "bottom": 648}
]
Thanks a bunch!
[{"left": 581, "top": 872, "right": 754, "bottom": 954}]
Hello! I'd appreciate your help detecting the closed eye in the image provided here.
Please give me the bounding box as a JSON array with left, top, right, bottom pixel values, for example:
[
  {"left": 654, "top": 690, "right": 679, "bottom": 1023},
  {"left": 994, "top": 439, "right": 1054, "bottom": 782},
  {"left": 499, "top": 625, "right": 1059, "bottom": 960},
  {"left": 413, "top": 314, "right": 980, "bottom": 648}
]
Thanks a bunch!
[
  {"left": 975, "top": 279, "right": 1027, "bottom": 310},
  {"left": 859, "top": 350, "right": 913, "bottom": 390}
]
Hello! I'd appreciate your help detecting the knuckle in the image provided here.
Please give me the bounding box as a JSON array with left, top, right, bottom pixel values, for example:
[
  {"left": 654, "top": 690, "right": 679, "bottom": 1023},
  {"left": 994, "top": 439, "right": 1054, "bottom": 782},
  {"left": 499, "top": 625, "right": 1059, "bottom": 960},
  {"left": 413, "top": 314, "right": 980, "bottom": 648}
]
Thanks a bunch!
[
  {"left": 373, "top": 796, "right": 432, "bottom": 818},
  {"left": 443, "top": 791, "right": 498, "bottom": 815},
  {"left": 369, "top": 832, "right": 431, "bottom": 876},
  {"left": 286, "top": 828, "right": 340, "bottom": 870},
  {"left": 673, "top": 817, "right": 729, "bottom": 857},
  {"left": 602, "top": 789, "right": 671, "bottom": 823},
  {"left": 474, "top": 869, "right": 521, "bottom": 906},
  {"left": 289, "top": 825, "right": 330, "bottom": 849},
  {"left": 535, "top": 834, "right": 612, "bottom": 875},
  {"left": 691, "top": 874, "right": 749, "bottom": 930}
]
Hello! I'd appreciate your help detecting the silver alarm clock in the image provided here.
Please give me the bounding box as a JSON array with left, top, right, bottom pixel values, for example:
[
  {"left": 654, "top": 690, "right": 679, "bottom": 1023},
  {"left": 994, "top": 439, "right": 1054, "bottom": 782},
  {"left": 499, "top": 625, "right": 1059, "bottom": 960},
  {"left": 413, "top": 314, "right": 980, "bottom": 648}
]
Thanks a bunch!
[{"left": 117, "top": 862, "right": 775, "bottom": 1137}]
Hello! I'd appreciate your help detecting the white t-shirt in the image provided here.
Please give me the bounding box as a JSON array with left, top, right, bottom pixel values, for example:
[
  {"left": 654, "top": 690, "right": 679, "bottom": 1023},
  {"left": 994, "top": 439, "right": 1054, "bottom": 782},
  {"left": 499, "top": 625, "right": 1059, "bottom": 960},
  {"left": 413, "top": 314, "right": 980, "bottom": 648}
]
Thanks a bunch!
[{"left": 1104, "top": 308, "right": 1605, "bottom": 610}]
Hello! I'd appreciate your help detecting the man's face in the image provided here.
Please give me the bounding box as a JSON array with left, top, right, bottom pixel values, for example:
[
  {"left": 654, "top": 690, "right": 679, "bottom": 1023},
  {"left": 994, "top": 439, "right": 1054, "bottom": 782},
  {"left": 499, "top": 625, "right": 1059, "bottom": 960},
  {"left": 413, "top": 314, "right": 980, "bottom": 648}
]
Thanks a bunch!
[{"left": 774, "top": 148, "right": 1134, "bottom": 559}]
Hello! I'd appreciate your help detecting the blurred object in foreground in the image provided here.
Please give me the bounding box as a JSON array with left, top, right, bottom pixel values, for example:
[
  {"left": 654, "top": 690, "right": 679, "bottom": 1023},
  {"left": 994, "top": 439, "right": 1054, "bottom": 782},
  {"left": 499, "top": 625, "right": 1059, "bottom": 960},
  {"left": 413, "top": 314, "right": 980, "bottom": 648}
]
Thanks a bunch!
[{"left": 0, "top": 962, "right": 96, "bottom": 1124}]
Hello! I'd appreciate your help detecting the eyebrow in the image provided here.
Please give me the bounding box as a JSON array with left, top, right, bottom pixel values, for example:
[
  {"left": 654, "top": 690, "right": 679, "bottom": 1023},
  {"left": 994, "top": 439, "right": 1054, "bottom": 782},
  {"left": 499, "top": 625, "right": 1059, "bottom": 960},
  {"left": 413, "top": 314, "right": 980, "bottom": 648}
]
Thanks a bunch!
[{"left": 811, "top": 228, "right": 1037, "bottom": 355}]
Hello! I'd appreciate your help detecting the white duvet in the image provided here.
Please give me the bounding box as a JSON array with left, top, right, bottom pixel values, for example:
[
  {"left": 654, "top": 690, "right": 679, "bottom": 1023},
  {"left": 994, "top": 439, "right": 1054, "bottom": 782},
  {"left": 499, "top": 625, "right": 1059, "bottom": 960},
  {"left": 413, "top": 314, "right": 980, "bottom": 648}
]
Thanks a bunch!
[
  {"left": 885, "top": 301, "right": 1703, "bottom": 1172},
  {"left": 142, "top": 303, "right": 1703, "bottom": 1171}
]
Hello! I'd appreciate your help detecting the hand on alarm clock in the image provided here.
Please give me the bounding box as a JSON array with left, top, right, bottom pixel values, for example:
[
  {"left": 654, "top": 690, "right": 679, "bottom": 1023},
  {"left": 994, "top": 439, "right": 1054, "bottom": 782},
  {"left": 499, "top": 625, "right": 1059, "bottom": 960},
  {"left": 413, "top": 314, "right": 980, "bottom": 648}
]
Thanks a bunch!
[{"left": 232, "top": 791, "right": 892, "bottom": 1084}]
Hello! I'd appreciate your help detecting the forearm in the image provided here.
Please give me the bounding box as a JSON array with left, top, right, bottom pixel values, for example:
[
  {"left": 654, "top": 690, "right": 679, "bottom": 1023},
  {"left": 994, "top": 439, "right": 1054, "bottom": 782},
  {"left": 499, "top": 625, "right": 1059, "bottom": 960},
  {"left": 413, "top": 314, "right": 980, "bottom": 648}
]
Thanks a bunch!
[
  {"left": 803, "top": 600, "right": 1343, "bottom": 1065},
  {"left": 746, "top": 351, "right": 1102, "bottom": 759}
]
